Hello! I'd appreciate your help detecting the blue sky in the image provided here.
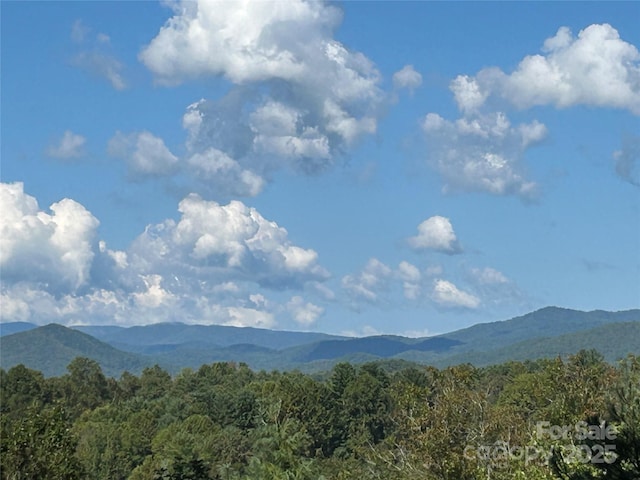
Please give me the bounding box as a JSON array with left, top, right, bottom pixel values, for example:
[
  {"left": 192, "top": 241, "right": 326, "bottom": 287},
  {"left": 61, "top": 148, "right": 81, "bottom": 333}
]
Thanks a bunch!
[{"left": 1, "top": 1, "right": 639, "bottom": 336}]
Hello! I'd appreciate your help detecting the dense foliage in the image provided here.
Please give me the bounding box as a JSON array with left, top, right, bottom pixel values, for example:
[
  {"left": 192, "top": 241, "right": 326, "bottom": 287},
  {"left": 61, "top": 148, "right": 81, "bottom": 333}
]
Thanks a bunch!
[{"left": 1, "top": 351, "right": 638, "bottom": 479}]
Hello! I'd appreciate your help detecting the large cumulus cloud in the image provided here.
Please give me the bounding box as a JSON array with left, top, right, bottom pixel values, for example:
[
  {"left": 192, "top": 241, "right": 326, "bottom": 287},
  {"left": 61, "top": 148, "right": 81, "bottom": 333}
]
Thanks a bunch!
[
  {"left": 451, "top": 24, "right": 640, "bottom": 114},
  {"left": 0, "top": 183, "right": 329, "bottom": 327},
  {"left": 0, "top": 182, "right": 99, "bottom": 292},
  {"left": 126, "top": 194, "right": 329, "bottom": 289},
  {"left": 422, "top": 23, "right": 639, "bottom": 198},
  {"left": 126, "top": 0, "right": 386, "bottom": 197},
  {"left": 495, "top": 24, "right": 640, "bottom": 113}
]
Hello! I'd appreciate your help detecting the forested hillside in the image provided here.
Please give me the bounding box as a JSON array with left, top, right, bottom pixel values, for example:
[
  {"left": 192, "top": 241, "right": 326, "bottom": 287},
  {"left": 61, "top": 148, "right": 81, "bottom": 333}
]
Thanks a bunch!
[
  {"left": 0, "top": 324, "right": 152, "bottom": 377},
  {"left": 3, "top": 308, "right": 638, "bottom": 377},
  {"left": 2, "top": 352, "right": 639, "bottom": 479}
]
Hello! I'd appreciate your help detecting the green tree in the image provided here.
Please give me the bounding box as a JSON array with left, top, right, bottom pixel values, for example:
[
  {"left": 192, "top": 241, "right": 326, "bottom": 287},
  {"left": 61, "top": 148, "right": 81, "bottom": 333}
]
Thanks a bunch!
[
  {"left": 1, "top": 404, "right": 83, "bottom": 480},
  {"left": 74, "top": 404, "right": 157, "bottom": 480},
  {"left": 140, "top": 365, "right": 173, "bottom": 401},
  {"left": 243, "top": 401, "right": 319, "bottom": 480},
  {"left": 1, "top": 364, "right": 47, "bottom": 417},
  {"left": 62, "top": 357, "right": 110, "bottom": 418},
  {"left": 551, "top": 355, "right": 640, "bottom": 480},
  {"left": 131, "top": 414, "right": 227, "bottom": 479}
]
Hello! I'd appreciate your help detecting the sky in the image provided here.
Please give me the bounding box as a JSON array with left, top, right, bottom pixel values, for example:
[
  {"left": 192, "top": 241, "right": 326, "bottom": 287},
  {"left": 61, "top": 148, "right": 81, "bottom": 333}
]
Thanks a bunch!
[{"left": 1, "top": 1, "right": 639, "bottom": 336}]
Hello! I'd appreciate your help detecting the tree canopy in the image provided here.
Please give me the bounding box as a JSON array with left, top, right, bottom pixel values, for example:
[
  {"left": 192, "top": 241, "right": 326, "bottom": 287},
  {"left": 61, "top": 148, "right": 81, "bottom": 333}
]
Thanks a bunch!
[{"left": 1, "top": 351, "right": 638, "bottom": 480}]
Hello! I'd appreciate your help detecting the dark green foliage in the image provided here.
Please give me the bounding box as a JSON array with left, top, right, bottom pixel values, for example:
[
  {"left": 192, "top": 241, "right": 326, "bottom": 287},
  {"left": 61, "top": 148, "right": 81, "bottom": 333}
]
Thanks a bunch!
[
  {"left": 1, "top": 403, "right": 83, "bottom": 480},
  {"left": 0, "top": 324, "right": 150, "bottom": 377},
  {"left": 63, "top": 357, "right": 111, "bottom": 418},
  {"left": 1, "top": 351, "right": 639, "bottom": 480},
  {"left": 74, "top": 405, "right": 157, "bottom": 479},
  {"left": 551, "top": 355, "right": 640, "bottom": 479},
  {"left": 139, "top": 365, "right": 173, "bottom": 400},
  {"left": 0, "top": 365, "right": 48, "bottom": 417}
]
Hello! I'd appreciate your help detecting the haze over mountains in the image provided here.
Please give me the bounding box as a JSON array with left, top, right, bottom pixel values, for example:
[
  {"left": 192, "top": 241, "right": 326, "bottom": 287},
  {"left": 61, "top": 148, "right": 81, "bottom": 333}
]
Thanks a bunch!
[{"left": 1, "top": 307, "right": 639, "bottom": 377}]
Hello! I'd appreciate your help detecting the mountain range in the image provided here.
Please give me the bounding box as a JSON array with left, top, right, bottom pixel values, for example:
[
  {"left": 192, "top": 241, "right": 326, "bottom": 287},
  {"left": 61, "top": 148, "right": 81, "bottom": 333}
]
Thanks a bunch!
[{"left": 1, "top": 306, "right": 638, "bottom": 377}]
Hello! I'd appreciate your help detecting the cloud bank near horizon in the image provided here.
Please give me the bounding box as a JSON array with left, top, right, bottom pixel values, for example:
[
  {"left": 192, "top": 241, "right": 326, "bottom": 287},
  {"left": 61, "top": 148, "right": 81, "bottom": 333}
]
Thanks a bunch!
[{"left": 0, "top": 183, "right": 519, "bottom": 328}]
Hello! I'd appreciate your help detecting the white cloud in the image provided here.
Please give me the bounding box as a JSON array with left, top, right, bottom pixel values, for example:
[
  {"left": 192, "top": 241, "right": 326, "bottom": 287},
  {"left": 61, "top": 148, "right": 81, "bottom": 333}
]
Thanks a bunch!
[
  {"left": 137, "top": 0, "right": 384, "bottom": 194},
  {"left": 431, "top": 279, "right": 480, "bottom": 309},
  {"left": 108, "top": 131, "right": 179, "bottom": 178},
  {"left": 408, "top": 215, "right": 462, "bottom": 254},
  {"left": 0, "top": 286, "right": 64, "bottom": 323},
  {"left": 98, "top": 240, "right": 128, "bottom": 269},
  {"left": 310, "top": 281, "right": 336, "bottom": 301},
  {"left": 71, "top": 20, "right": 127, "bottom": 90},
  {"left": 47, "top": 130, "right": 86, "bottom": 159},
  {"left": 72, "top": 51, "right": 127, "bottom": 90},
  {"left": 250, "top": 101, "right": 332, "bottom": 168},
  {"left": 140, "top": 0, "right": 337, "bottom": 84},
  {"left": 613, "top": 135, "right": 640, "bottom": 187},
  {"left": 466, "top": 266, "right": 524, "bottom": 307},
  {"left": 340, "top": 325, "right": 381, "bottom": 337},
  {"left": 505, "top": 24, "right": 640, "bottom": 113},
  {"left": 189, "top": 294, "right": 277, "bottom": 328},
  {"left": 422, "top": 22, "right": 638, "bottom": 198},
  {"left": 422, "top": 112, "right": 544, "bottom": 198},
  {"left": 518, "top": 121, "right": 548, "bottom": 149},
  {"left": 0, "top": 185, "right": 329, "bottom": 327},
  {"left": 79, "top": 0, "right": 392, "bottom": 199},
  {"left": 71, "top": 19, "right": 90, "bottom": 43},
  {"left": 393, "top": 65, "right": 423, "bottom": 92},
  {"left": 177, "top": 82, "right": 378, "bottom": 182},
  {"left": 397, "top": 261, "right": 421, "bottom": 283},
  {"left": 397, "top": 261, "right": 422, "bottom": 300},
  {"left": 0, "top": 182, "right": 99, "bottom": 292},
  {"left": 140, "top": 0, "right": 383, "bottom": 111},
  {"left": 450, "top": 75, "right": 488, "bottom": 113},
  {"left": 402, "top": 328, "right": 431, "bottom": 338},
  {"left": 469, "top": 267, "right": 509, "bottom": 285},
  {"left": 187, "top": 148, "right": 266, "bottom": 197},
  {"left": 287, "top": 296, "right": 324, "bottom": 325},
  {"left": 342, "top": 258, "right": 392, "bottom": 305},
  {"left": 224, "top": 306, "right": 276, "bottom": 329},
  {"left": 128, "top": 194, "right": 329, "bottom": 288},
  {"left": 0, "top": 292, "right": 31, "bottom": 322},
  {"left": 401, "top": 282, "right": 422, "bottom": 301},
  {"left": 132, "top": 274, "right": 176, "bottom": 309},
  {"left": 425, "top": 265, "right": 444, "bottom": 277},
  {"left": 0, "top": 279, "right": 280, "bottom": 328},
  {"left": 212, "top": 282, "right": 241, "bottom": 294},
  {"left": 463, "top": 24, "right": 640, "bottom": 114}
]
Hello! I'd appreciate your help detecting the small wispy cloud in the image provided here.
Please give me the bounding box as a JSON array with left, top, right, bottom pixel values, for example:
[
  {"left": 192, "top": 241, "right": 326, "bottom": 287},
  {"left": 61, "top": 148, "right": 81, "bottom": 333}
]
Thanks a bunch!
[
  {"left": 613, "top": 135, "right": 640, "bottom": 187},
  {"left": 393, "top": 64, "right": 423, "bottom": 92},
  {"left": 47, "top": 130, "right": 86, "bottom": 159},
  {"left": 70, "top": 19, "right": 127, "bottom": 90}
]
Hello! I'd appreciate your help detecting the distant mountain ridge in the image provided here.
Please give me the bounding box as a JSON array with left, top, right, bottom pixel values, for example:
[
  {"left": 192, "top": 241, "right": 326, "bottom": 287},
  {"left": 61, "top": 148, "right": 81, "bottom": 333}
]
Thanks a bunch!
[
  {"left": 1, "top": 307, "right": 638, "bottom": 377},
  {"left": 0, "top": 321, "right": 37, "bottom": 337},
  {"left": 74, "top": 322, "right": 346, "bottom": 350},
  {"left": 437, "top": 306, "right": 640, "bottom": 352},
  {"left": 299, "top": 336, "right": 463, "bottom": 362},
  {"left": 0, "top": 324, "right": 150, "bottom": 377},
  {"left": 424, "top": 321, "right": 640, "bottom": 368}
]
